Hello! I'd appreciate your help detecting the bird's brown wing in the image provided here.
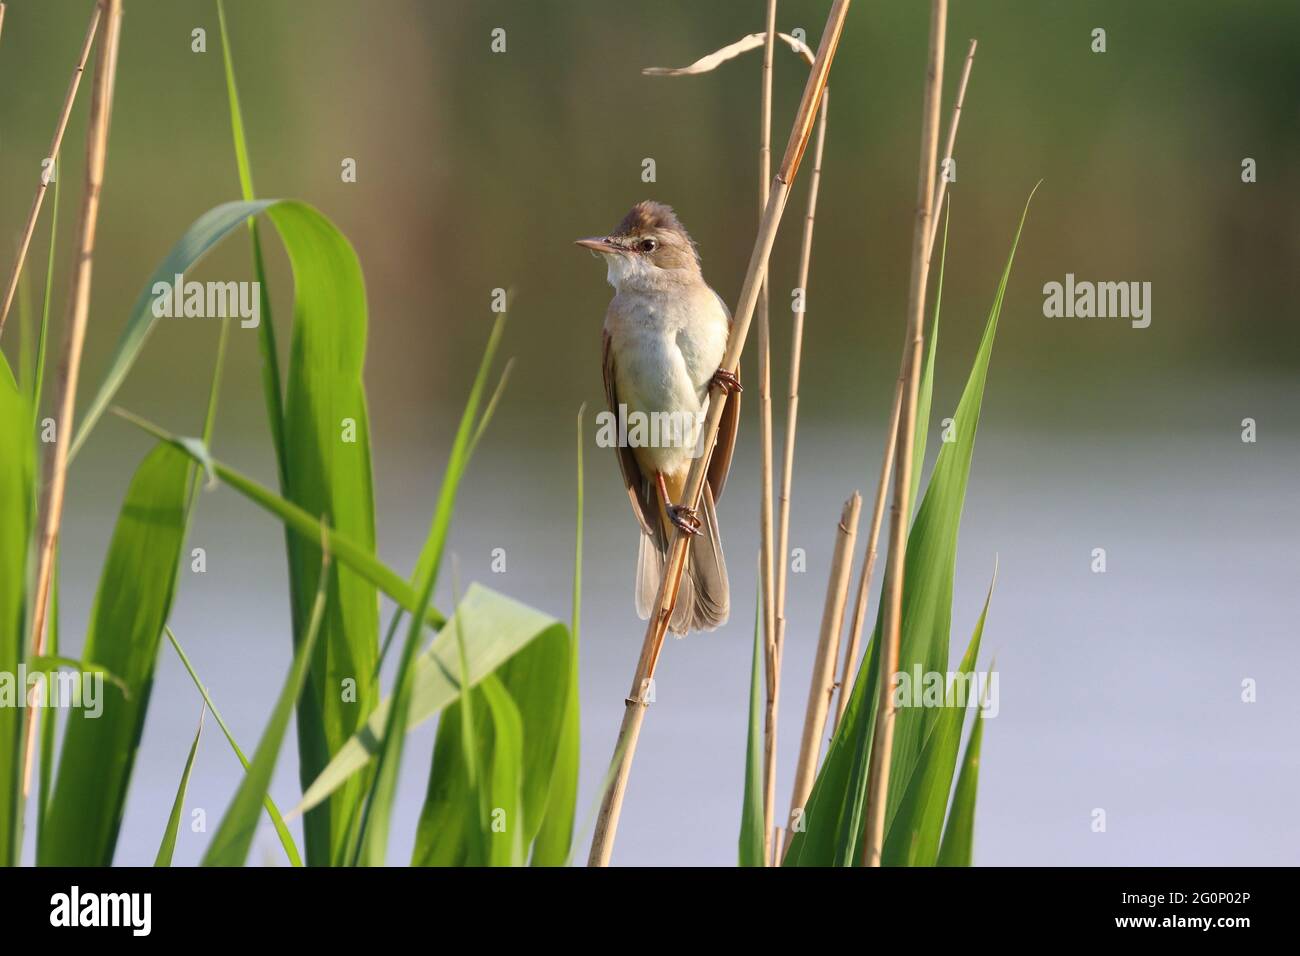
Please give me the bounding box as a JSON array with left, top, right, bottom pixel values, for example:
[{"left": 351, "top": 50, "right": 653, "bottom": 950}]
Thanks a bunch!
[{"left": 603, "top": 329, "right": 656, "bottom": 536}]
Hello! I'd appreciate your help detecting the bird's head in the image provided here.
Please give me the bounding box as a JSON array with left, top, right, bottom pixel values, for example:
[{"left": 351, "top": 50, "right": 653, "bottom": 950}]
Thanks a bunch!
[{"left": 575, "top": 200, "right": 701, "bottom": 290}]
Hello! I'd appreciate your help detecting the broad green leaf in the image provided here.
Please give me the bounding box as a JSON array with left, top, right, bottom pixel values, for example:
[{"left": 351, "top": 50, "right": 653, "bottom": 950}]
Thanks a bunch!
[
  {"left": 202, "top": 564, "right": 328, "bottom": 866},
  {"left": 0, "top": 358, "right": 33, "bottom": 867},
  {"left": 477, "top": 675, "right": 526, "bottom": 866},
  {"left": 786, "top": 188, "right": 1036, "bottom": 866},
  {"left": 166, "top": 627, "right": 301, "bottom": 866},
  {"left": 529, "top": 628, "right": 581, "bottom": 864},
  {"left": 40, "top": 444, "right": 192, "bottom": 865},
  {"left": 483, "top": 599, "right": 571, "bottom": 850},
  {"left": 531, "top": 405, "right": 584, "bottom": 866},
  {"left": 412, "top": 701, "right": 474, "bottom": 865},
  {"left": 413, "top": 589, "right": 525, "bottom": 868},
  {"left": 266, "top": 200, "right": 380, "bottom": 866},
  {"left": 937, "top": 667, "right": 990, "bottom": 867},
  {"left": 413, "top": 673, "right": 526, "bottom": 866},
  {"left": 881, "top": 567, "right": 994, "bottom": 866},
  {"left": 412, "top": 578, "right": 484, "bottom": 866},
  {"left": 296, "top": 584, "right": 567, "bottom": 819},
  {"left": 828, "top": 630, "right": 879, "bottom": 867},
  {"left": 738, "top": 580, "right": 765, "bottom": 866},
  {"left": 155, "top": 708, "right": 204, "bottom": 866}
]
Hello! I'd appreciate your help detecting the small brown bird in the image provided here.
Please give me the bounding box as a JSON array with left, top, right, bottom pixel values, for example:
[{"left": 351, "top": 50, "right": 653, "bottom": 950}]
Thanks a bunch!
[{"left": 576, "top": 201, "right": 740, "bottom": 634}]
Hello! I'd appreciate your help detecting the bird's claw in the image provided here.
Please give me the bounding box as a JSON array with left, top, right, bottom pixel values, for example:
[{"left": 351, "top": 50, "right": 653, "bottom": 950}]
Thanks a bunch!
[
  {"left": 668, "top": 504, "right": 702, "bottom": 536},
  {"left": 711, "top": 367, "right": 742, "bottom": 395}
]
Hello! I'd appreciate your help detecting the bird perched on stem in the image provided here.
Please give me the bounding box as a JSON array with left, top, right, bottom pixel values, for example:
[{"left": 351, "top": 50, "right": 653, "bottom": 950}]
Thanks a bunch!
[{"left": 576, "top": 200, "right": 740, "bottom": 635}]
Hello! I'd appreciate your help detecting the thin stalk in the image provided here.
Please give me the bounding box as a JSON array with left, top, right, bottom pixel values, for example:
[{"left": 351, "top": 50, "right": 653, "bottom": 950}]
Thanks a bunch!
[
  {"left": 587, "top": 0, "right": 851, "bottom": 868},
  {"left": 21, "top": 0, "right": 124, "bottom": 795},
  {"left": 0, "top": 3, "right": 102, "bottom": 340},
  {"left": 862, "top": 0, "right": 948, "bottom": 868},
  {"left": 756, "top": 0, "right": 779, "bottom": 869},
  {"left": 775, "top": 91, "right": 829, "bottom": 764},
  {"left": 784, "top": 492, "right": 860, "bottom": 855},
  {"left": 833, "top": 39, "right": 976, "bottom": 732},
  {"left": 924, "top": 39, "right": 976, "bottom": 266},
  {"left": 774, "top": 92, "right": 828, "bottom": 634}
]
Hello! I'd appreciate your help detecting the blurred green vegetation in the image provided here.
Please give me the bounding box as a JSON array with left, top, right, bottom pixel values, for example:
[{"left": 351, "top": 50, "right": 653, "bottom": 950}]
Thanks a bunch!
[{"left": 1, "top": 0, "right": 1295, "bottom": 459}]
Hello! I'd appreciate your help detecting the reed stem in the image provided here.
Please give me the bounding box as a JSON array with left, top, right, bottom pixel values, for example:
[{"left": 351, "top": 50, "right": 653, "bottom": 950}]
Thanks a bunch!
[
  {"left": 756, "top": 0, "right": 780, "bottom": 869},
  {"left": 784, "top": 492, "right": 860, "bottom": 856}
]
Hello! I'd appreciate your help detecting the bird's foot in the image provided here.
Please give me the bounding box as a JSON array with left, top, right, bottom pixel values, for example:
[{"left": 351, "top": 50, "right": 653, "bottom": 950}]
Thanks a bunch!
[
  {"left": 667, "top": 503, "right": 702, "bottom": 536},
  {"left": 710, "top": 367, "right": 742, "bottom": 395}
]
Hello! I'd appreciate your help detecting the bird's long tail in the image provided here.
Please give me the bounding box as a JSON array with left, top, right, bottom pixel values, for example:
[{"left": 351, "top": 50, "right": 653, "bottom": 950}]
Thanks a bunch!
[{"left": 635, "top": 482, "right": 729, "bottom": 635}]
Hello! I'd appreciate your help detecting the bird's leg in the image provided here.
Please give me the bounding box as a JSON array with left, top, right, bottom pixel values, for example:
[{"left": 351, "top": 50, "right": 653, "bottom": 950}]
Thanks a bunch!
[
  {"left": 657, "top": 471, "right": 700, "bottom": 537},
  {"left": 710, "top": 366, "right": 742, "bottom": 395}
]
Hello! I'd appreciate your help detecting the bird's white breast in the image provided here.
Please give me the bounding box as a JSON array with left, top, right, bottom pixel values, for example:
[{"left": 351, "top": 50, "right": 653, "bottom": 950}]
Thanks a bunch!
[{"left": 605, "top": 280, "right": 729, "bottom": 476}]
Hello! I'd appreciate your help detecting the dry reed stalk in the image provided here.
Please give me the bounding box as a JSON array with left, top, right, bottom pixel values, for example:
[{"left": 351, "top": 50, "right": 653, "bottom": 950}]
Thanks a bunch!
[
  {"left": 756, "top": 0, "right": 780, "bottom": 869},
  {"left": 21, "top": 0, "right": 124, "bottom": 794},
  {"left": 925, "top": 39, "right": 975, "bottom": 263},
  {"left": 861, "top": 0, "right": 948, "bottom": 868},
  {"left": 775, "top": 91, "right": 828, "bottom": 772},
  {"left": 832, "top": 39, "right": 976, "bottom": 733},
  {"left": 774, "top": 91, "right": 828, "bottom": 636},
  {"left": 783, "top": 491, "right": 860, "bottom": 855},
  {"left": 587, "top": 0, "right": 851, "bottom": 867},
  {"left": 0, "top": 4, "right": 103, "bottom": 340}
]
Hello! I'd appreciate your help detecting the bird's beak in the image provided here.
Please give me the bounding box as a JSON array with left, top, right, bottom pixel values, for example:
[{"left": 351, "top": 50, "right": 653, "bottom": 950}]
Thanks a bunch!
[{"left": 574, "top": 236, "right": 621, "bottom": 255}]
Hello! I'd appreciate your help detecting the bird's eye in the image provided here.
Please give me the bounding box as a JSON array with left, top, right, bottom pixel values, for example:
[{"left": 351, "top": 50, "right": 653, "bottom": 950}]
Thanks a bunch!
[{"left": 639, "top": 238, "right": 657, "bottom": 253}]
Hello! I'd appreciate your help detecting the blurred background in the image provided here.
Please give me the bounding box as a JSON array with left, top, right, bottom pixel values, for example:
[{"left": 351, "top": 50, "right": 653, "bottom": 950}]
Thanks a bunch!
[{"left": 1, "top": 0, "right": 1296, "bottom": 865}]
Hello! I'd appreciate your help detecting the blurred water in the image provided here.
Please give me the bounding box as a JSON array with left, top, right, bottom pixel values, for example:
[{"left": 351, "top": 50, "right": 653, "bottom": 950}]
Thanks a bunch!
[{"left": 32, "top": 371, "right": 1299, "bottom": 866}]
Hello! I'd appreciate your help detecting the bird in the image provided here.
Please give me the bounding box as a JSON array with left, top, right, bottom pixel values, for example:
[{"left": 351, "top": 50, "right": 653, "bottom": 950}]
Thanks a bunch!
[{"left": 575, "top": 200, "right": 740, "bottom": 635}]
